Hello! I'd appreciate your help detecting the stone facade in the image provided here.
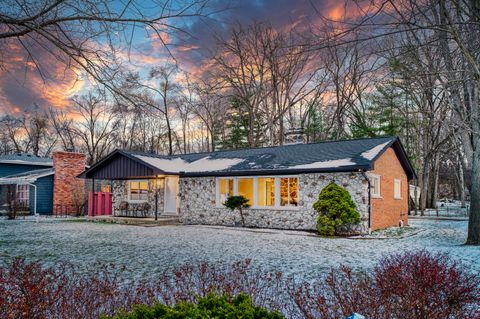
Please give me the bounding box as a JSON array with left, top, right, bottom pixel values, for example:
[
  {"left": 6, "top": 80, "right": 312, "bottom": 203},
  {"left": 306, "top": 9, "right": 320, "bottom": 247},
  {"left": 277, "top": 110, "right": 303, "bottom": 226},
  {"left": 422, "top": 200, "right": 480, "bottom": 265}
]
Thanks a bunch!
[
  {"left": 112, "top": 179, "right": 165, "bottom": 217},
  {"left": 179, "top": 172, "right": 370, "bottom": 234},
  {"left": 52, "top": 152, "right": 86, "bottom": 214}
]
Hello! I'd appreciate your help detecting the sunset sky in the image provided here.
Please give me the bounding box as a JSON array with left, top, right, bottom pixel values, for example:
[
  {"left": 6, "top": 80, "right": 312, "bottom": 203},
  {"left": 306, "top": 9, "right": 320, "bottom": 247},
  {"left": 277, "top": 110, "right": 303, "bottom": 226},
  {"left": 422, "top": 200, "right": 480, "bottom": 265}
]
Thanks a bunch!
[{"left": 0, "top": 0, "right": 349, "bottom": 116}]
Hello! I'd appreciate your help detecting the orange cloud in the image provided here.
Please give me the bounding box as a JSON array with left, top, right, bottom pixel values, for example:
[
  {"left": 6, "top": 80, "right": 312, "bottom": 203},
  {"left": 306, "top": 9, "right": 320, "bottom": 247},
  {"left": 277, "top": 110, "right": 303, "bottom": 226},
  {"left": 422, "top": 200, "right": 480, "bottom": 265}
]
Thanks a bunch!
[{"left": 0, "top": 40, "right": 85, "bottom": 114}]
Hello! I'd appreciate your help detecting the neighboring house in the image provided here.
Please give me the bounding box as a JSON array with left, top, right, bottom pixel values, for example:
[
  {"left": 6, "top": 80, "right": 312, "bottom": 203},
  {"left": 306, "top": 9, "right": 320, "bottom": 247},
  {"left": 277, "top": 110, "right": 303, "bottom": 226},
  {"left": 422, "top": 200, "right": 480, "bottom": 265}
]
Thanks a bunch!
[
  {"left": 0, "top": 152, "right": 86, "bottom": 215},
  {"left": 80, "top": 136, "right": 416, "bottom": 233}
]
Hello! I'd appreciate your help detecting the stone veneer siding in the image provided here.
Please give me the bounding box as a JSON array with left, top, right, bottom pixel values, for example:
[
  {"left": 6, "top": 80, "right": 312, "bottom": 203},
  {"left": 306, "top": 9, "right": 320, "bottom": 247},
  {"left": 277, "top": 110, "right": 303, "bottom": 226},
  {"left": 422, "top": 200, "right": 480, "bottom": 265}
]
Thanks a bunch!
[
  {"left": 179, "top": 172, "right": 370, "bottom": 234},
  {"left": 112, "top": 179, "right": 165, "bottom": 217}
]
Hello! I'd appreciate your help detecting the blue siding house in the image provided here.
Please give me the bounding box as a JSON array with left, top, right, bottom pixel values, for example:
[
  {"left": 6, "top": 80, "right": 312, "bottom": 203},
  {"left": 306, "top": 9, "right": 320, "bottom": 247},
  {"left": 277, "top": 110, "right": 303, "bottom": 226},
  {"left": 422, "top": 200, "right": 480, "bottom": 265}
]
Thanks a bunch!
[{"left": 0, "top": 154, "right": 54, "bottom": 214}]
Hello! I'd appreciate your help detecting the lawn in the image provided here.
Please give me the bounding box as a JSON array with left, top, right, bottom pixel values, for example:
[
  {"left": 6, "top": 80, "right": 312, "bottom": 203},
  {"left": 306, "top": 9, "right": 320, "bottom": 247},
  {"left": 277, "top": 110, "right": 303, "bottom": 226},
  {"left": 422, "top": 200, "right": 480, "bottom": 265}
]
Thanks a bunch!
[{"left": 0, "top": 217, "right": 478, "bottom": 280}]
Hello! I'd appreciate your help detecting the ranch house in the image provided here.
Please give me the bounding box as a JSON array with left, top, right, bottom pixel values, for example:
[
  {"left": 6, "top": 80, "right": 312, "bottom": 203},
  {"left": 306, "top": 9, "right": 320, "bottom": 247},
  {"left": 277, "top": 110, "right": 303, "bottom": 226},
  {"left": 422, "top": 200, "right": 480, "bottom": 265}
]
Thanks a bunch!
[{"left": 79, "top": 136, "right": 416, "bottom": 233}]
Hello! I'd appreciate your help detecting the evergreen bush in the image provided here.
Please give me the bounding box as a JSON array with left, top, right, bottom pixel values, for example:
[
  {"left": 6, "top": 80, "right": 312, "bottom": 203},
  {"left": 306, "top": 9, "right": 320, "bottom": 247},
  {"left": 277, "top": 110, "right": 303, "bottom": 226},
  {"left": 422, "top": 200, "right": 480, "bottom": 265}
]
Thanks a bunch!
[
  {"left": 313, "top": 182, "right": 361, "bottom": 236},
  {"left": 223, "top": 195, "right": 250, "bottom": 226},
  {"left": 108, "top": 293, "right": 283, "bottom": 319}
]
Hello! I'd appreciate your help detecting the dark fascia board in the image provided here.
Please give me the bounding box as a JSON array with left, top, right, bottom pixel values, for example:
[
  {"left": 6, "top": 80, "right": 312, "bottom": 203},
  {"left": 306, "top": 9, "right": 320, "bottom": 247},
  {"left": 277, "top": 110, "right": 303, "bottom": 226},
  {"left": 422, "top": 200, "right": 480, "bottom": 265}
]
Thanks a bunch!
[{"left": 180, "top": 165, "right": 371, "bottom": 178}]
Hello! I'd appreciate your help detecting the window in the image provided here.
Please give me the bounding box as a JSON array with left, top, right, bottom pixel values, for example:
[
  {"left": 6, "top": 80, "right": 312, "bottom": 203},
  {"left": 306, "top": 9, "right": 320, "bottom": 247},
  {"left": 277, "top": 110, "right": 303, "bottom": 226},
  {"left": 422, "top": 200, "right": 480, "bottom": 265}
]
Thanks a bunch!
[
  {"left": 128, "top": 180, "right": 149, "bottom": 201},
  {"left": 370, "top": 174, "right": 381, "bottom": 198},
  {"left": 237, "top": 178, "right": 254, "bottom": 205},
  {"left": 218, "top": 178, "right": 234, "bottom": 204},
  {"left": 216, "top": 176, "right": 298, "bottom": 209},
  {"left": 257, "top": 177, "right": 275, "bottom": 207},
  {"left": 280, "top": 177, "right": 298, "bottom": 207},
  {"left": 16, "top": 184, "right": 29, "bottom": 207},
  {"left": 394, "top": 179, "right": 402, "bottom": 199}
]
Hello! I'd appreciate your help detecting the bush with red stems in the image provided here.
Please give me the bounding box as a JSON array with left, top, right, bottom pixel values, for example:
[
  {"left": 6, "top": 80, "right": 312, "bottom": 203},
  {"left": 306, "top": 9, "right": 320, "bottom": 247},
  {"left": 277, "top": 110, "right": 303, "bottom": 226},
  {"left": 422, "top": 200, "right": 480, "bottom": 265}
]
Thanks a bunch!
[{"left": 0, "top": 250, "right": 479, "bottom": 319}]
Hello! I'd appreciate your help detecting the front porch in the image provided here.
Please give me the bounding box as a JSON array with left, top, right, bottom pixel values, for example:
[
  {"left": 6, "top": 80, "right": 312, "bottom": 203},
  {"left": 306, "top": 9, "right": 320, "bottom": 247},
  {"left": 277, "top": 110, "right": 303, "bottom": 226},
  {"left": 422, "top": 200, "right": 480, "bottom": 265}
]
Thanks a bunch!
[
  {"left": 111, "top": 177, "right": 180, "bottom": 218},
  {"left": 78, "top": 151, "right": 181, "bottom": 219}
]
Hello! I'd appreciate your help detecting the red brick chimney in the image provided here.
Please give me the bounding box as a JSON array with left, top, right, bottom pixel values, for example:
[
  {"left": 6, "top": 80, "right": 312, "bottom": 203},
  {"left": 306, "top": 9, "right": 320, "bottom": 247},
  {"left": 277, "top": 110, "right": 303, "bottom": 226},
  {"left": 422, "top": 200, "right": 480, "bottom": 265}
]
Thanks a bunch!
[{"left": 53, "top": 151, "right": 86, "bottom": 215}]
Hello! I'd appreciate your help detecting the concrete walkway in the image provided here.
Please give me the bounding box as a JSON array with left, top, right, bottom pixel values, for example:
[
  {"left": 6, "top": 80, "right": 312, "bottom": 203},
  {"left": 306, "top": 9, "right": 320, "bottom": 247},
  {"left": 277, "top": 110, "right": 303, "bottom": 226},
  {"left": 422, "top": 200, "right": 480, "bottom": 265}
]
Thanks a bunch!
[{"left": 89, "top": 215, "right": 181, "bottom": 226}]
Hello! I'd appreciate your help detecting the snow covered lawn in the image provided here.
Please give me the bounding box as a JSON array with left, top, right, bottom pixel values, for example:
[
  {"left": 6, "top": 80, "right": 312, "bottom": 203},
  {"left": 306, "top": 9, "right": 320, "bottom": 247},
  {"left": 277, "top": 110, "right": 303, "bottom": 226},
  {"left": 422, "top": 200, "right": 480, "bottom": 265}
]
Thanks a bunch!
[{"left": 0, "top": 218, "right": 478, "bottom": 280}]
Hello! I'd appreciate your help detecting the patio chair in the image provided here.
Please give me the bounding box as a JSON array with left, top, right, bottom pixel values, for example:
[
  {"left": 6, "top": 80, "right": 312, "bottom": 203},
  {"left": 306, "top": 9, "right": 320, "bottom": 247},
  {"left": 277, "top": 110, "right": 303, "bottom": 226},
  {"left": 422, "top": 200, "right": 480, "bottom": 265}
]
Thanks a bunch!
[{"left": 119, "top": 201, "right": 129, "bottom": 217}]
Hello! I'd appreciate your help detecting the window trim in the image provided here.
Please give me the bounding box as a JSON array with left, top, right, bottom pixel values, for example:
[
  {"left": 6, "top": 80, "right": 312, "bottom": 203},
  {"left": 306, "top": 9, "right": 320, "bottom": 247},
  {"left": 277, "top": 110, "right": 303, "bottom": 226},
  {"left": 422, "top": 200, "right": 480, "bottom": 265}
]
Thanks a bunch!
[
  {"left": 16, "top": 184, "right": 29, "bottom": 207},
  {"left": 216, "top": 177, "right": 235, "bottom": 207},
  {"left": 127, "top": 179, "right": 149, "bottom": 202},
  {"left": 394, "top": 179, "right": 402, "bottom": 200},
  {"left": 215, "top": 176, "right": 300, "bottom": 210},
  {"left": 370, "top": 174, "right": 381, "bottom": 198},
  {"left": 256, "top": 176, "right": 276, "bottom": 208}
]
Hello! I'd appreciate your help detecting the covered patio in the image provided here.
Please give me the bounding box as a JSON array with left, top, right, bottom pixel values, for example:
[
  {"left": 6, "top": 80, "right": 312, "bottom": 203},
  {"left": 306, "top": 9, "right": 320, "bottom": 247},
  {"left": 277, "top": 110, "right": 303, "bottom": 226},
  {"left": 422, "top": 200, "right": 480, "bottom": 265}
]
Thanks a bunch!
[
  {"left": 0, "top": 168, "right": 54, "bottom": 215},
  {"left": 78, "top": 150, "right": 180, "bottom": 219}
]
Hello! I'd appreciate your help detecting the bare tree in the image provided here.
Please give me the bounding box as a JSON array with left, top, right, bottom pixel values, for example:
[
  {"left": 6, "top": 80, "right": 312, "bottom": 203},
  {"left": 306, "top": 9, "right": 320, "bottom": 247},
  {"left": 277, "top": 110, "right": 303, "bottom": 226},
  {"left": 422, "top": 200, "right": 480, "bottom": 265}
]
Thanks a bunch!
[
  {"left": 0, "top": 0, "right": 209, "bottom": 98},
  {"left": 48, "top": 107, "right": 77, "bottom": 152},
  {"left": 72, "top": 92, "right": 118, "bottom": 165}
]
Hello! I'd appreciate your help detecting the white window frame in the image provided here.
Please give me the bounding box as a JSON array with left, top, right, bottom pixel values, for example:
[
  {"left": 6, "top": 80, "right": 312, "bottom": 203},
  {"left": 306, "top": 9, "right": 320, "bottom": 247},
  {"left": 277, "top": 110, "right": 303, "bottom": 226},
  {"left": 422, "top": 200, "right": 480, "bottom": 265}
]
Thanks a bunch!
[
  {"left": 394, "top": 179, "right": 402, "bottom": 199},
  {"left": 256, "top": 176, "right": 276, "bottom": 208},
  {"left": 216, "top": 177, "right": 235, "bottom": 207},
  {"left": 16, "top": 184, "right": 29, "bottom": 207},
  {"left": 127, "top": 179, "right": 149, "bottom": 202},
  {"left": 370, "top": 174, "right": 381, "bottom": 198},
  {"left": 215, "top": 176, "right": 299, "bottom": 210}
]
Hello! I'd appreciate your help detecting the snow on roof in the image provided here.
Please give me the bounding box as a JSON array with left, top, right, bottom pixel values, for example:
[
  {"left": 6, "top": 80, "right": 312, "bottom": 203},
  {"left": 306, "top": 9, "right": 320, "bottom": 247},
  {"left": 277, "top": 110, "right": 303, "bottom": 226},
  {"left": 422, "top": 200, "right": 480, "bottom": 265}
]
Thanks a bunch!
[
  {"left": 0, "top": 168, "right": 54, "bottom": 185},
  {"left": 291, "top": 158, "right": 357, "bottom": 169},
  {"left": 0, "top": 154, "right": 53, "bottom": 166},
  {"left": 134, "top": 155, "right": 245, "bottom": 173},
  {"left": 360, "top": 141, "right": 391, "bottom": 160}
]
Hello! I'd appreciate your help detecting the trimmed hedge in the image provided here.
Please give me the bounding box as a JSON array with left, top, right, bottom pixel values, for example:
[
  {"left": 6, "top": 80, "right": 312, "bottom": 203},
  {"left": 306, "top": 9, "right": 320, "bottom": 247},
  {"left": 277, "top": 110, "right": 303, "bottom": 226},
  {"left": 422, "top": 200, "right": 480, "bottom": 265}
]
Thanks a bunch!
[
  {"left": 313, "top": 182, "right": 361, "bottom": 236},
  {"left": 106, "top": 293, "right": 283, "bottom": 319}
]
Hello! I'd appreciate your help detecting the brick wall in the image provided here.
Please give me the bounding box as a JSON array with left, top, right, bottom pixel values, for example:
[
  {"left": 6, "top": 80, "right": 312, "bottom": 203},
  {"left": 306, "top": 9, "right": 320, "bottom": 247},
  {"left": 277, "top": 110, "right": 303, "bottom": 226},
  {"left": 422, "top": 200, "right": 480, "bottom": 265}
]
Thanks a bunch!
[
  {"left": 53, "top": 152, "right": 86, "bottom": 214},
  {"left": 369, "top": 147, "right": 409, "bottom": 230}
]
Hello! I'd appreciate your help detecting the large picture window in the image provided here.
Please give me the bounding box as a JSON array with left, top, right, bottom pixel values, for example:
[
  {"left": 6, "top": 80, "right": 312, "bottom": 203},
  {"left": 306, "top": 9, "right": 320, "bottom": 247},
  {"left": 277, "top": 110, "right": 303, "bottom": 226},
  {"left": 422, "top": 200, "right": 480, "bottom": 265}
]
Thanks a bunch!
[
  {"left": 237, "top": 178, "right": 254, "bottom": 205},
  {"left": 128, "top": 180, "right": 149, "bottom": 201},
  {"left": 218, "top": 178, "right": 234, "bottom": 204},
  {"left": 216, "top": 176, "right": 298, "bottom": 209},
  {"left": 257, "top": 177, "right": 275, "bottom": 207},
  {"left": 280, "top": 177, "right": 298, "bottom": 207}
]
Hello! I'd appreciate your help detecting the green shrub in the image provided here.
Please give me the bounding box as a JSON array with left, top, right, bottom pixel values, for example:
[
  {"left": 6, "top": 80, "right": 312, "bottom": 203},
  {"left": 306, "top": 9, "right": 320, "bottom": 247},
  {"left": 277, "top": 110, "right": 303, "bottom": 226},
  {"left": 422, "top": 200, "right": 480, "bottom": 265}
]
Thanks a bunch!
[
  {"left": 107, "top": 293, "right": 283, "bottom": 319},
  {"left": 223, "top": 195, "right": 250, "bottom": 226},
  {"left": 313, "top": 182, "right": 361, "bottom": 236}
]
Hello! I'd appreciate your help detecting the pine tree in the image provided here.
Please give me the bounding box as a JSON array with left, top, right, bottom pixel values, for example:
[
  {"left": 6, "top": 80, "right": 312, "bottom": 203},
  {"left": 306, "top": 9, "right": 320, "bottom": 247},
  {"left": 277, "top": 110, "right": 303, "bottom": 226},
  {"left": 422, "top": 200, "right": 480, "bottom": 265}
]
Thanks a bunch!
[{"left": 218, "top": 98, "right": 249, "bottom": 150}]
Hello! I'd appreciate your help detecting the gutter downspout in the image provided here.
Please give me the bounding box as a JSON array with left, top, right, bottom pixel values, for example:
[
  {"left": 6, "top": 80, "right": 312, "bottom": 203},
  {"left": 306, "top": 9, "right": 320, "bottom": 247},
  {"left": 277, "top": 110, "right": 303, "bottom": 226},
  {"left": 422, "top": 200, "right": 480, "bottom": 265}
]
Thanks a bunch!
[
  {"left": 360, "top": 170, "right": 372, "bottom": 234},
  {"left": 27, "top": 183, "right": 38, "bottom": 223}
]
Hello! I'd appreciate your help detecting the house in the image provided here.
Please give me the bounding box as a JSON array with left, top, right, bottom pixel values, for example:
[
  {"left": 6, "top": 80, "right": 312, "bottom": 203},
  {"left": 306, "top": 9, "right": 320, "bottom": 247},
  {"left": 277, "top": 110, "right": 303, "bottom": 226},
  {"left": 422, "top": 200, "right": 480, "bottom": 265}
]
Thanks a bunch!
[
  {"left": 0, "top": 152, "right": 86, "bottom": 215},
  {"left": 79, "top": 136, "right": 416, "bottom": 233}
]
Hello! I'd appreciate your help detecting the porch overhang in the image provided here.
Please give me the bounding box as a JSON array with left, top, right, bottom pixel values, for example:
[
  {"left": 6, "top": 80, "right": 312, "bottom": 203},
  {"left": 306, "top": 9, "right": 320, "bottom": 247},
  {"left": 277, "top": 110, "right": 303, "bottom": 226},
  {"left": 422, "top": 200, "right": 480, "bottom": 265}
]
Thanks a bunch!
[{"left": 78, "top": 150, "right": 174, "bottom": 180}]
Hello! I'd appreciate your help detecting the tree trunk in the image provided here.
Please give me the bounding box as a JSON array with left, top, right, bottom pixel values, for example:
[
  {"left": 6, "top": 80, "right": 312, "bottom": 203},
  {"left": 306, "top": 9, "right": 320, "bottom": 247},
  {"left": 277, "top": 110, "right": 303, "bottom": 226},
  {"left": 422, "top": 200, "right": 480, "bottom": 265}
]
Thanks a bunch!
[
  {"left": 430, "top": 155, "right": 440, "bottom": 209},
  {"left": 239, "top": 207, "right": 245, "bottom": 226},
  {"left": 467, "top": 137, "right": 480, "bottom": 244}
]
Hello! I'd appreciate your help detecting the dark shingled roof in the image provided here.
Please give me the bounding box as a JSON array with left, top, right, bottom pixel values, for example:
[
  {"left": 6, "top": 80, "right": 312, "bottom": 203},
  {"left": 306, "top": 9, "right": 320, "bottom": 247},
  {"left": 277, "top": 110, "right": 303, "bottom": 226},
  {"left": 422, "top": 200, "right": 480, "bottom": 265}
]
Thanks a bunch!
[
  {"left": 81, "top": 136, "right": 416, "bottom": 180},
  {"left": 0, "top": 153, "right": 53, "bottom": 166}
]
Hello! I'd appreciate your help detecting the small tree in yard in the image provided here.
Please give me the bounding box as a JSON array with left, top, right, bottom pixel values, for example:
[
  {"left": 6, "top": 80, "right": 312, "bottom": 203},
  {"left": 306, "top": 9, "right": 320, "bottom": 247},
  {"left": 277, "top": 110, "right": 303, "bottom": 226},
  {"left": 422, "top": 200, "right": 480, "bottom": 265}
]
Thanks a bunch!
[
  {"left": 223, "top": 195, "right": 250, "bottom": 226},
  {"left": 314, "top": 182, "right": 361, "bottom": 236}
]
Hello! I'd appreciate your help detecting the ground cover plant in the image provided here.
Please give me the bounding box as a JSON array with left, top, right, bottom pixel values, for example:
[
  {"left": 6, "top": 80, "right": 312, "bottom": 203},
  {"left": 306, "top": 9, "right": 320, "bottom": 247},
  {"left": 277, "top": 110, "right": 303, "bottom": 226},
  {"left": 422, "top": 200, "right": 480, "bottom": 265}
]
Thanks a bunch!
[{"left": 0, "top": 251, "right": 478, "bottom": 319}]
